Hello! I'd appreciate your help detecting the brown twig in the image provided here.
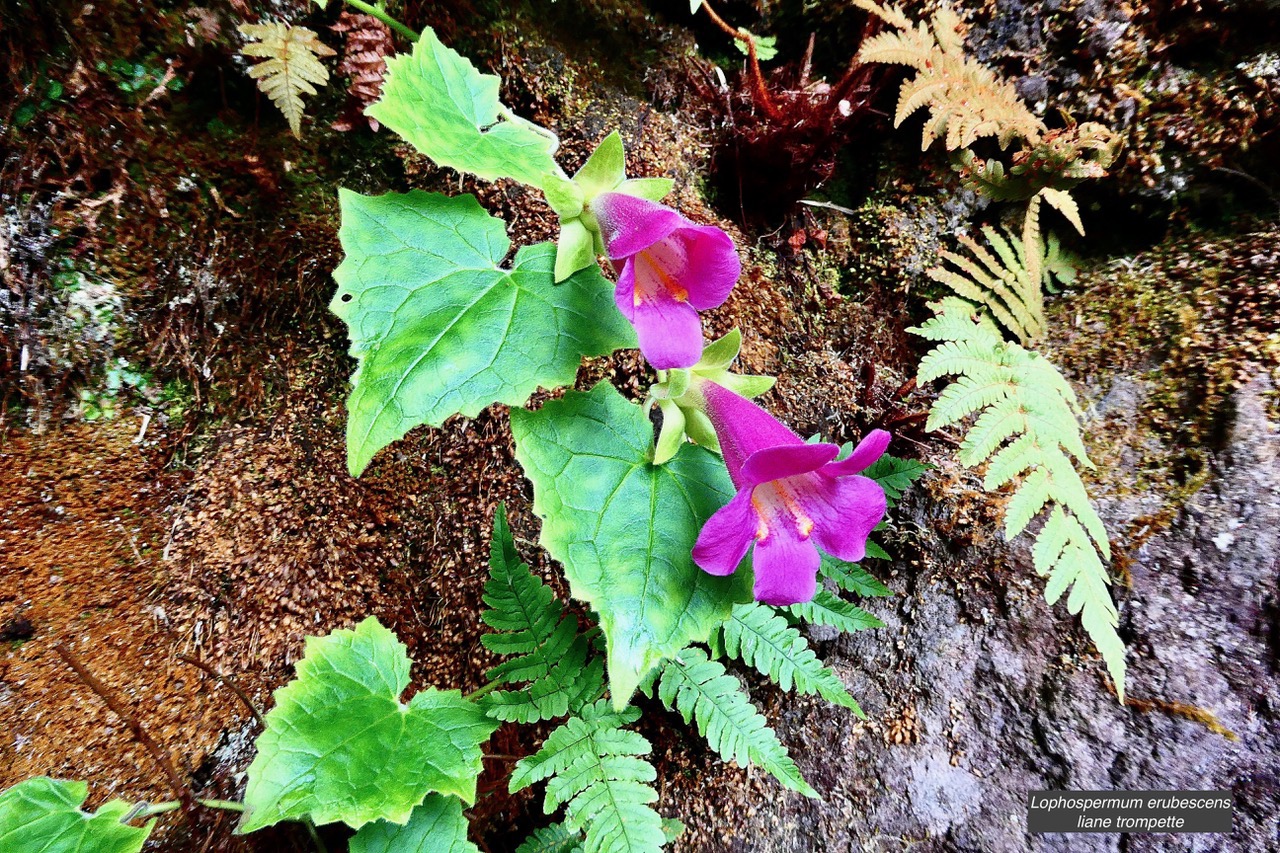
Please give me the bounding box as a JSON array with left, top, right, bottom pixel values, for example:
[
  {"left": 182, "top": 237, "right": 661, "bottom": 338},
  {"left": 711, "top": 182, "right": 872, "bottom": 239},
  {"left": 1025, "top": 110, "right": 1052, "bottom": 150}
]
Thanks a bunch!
[
  {"left": 176, "top": 653, "right": 265, "bottom": 726},
  {"left": 54, "top": 644, "right": 198, "bottom": 818},
  {"left": 698, "top": 0, "right": 782, "bottom": 121}
]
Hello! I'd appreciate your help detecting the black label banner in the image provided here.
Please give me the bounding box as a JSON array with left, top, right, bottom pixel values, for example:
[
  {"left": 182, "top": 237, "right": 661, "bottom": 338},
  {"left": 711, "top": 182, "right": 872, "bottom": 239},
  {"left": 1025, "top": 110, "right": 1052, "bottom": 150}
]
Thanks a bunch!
[{"left": 1027, "top": 790, "right": 1233, "bottom": 834}]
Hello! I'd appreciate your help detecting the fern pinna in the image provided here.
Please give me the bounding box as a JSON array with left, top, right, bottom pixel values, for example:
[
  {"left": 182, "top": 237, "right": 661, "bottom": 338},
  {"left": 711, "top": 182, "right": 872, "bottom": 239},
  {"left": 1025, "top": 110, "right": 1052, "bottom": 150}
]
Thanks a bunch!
[
  {"left": 910, "top": 299, "right": 1126, "bottom": 698},
  {"left": 928, "top": 225, "right": 1078, "bottom": 345},
  {"left": 479, "top": 505, "right": 603, "bottom": 723},
  {"left": 510, "top": 701, "right": 664, "bottom": 853}
]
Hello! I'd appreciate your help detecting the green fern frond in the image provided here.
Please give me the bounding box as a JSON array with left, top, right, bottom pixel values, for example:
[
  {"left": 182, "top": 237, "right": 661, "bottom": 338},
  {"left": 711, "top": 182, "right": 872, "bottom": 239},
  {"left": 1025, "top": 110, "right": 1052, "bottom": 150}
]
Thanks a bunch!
[
  {"left": 862, "top": 454, "right": 931, "bottom": 506},
  {"left": 646, "top": 648, "right": 817, "bottom": 797},
  {"left": 908, "top": 302, "right": 1126, "bottom": 700},
  {"left": 819, "top": 555, "right": 892, "bottom": 596},
  {"left": 510, "top": 701, "right": 665, "bottom": 853},
  {"left": 481, "top": 505, "right": 604, "bottom": 723},
  {"left": 926, "top": 225, "right": 1075, "bottom": 346},
  {"left": 721, "top": 603, "right": 863, "bottom": 713},
  {"left": 516, "top": 822, "right": 583, "bottom": 853},
  {"left": 786, "top": 591, "right": 884, "bottom": 635}
]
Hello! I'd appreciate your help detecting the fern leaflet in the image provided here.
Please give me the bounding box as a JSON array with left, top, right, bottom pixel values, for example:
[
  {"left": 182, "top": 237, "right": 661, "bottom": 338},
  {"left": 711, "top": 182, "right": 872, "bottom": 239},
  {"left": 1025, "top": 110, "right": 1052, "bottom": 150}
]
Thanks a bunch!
[
  {"left": 910, "top": 302, "right": 1125, "bottom": 698},
  {"left": 786, "top": 590, "right": 884, "bottom": 635},
  {"left": 927, "top": 225, "right": 1076, "bottom": 345},
  {"left": 645, "top": 648, "right": 817, "bottom": 797},
  {"left": 820, "top": 555, "right": 892, "bottom": 596},
  {"left": 721, "top": 602, "right": 864, "bottom": 713},
  {"left": 510, "top": 701, "right": 665, "bottom": 853},
  {"left": 863, "top": 454, "right": 931, "bottom": 507},
  {"left": 516, "top": 822, "right": 583, "bottom": 853},
  {"left": 239, "top": 23, "right": 335, "bottom": 137},
  {"left": 480, "top": 505, "right": 604, "bottom": 723}
]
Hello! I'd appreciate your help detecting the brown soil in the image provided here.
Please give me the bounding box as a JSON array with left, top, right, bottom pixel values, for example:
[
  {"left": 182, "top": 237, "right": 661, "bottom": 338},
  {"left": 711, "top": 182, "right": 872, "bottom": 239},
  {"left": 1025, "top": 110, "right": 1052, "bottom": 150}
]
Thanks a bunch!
[{"left": 0, "top": 420, "right": 241, "bottom": 821}]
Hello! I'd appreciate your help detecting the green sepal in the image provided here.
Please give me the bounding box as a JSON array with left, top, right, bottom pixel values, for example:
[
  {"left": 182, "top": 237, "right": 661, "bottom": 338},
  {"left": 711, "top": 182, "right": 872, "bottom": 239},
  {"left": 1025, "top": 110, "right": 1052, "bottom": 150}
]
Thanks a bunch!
[
  {"left": 697, "top": 328, "right": 743, "bottom": 369},
  {"left": 653, "top": 398, "right": 687, "bottom": 465},
  {"left": 684, "top": 408, "right": 719, "bottom": 451},
  {"left": 616, "top": 177, "right": 675, "bottom": 203},
  {"left": 555, "top": 218, "right": 597, "bottom": 283},
  {"left": 646, "top": 329, "right": 773, "bottom": 457},
  {"left": 718, "top": 373, "right": 776, "bottom": 399},
  {"left": 573, "top": 131, "right": 627, "bottom": 200},
  {"left": 544, "top": 178, "right": 586, "bottom": 219}
]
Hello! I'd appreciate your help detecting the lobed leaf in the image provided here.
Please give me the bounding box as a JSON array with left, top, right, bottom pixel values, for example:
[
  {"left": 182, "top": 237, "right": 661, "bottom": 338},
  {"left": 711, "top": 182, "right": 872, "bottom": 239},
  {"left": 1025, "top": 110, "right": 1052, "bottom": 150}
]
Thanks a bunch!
[
  {"left": 331, "top": 191, "right": 635, "bottom": 476},
  {"left": 0, "top": 778, "right": 153, "bottom": 853},
  {"left": 348, "top": 795, "right": 478, "bottom": 853},
  {"left": 239, "top": 617, "right": 499, "bottom": 832},
  {"left": 368, "top": 25, "right": 568, "bottom": 196}
]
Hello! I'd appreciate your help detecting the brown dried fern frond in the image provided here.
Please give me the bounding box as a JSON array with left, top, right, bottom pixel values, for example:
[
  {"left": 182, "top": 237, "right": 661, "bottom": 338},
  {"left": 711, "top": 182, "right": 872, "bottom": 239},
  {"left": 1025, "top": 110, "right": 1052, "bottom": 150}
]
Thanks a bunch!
[
  {"left": 239, "top": 22, "right": 336, "bottom": 137},
  {"left": 330, "top": 12, "right": 393, "bottom": 132},
  {"left": 853, "top": 0, "right": 1044, "bottom": 151}
]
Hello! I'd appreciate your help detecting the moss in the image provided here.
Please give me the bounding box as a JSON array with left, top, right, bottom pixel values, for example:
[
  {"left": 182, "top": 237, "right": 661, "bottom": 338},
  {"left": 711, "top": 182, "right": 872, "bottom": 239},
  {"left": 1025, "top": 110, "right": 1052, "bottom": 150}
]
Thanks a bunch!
[{"left": 1046, "top": 224, "right": 1280, "bottom": 551}]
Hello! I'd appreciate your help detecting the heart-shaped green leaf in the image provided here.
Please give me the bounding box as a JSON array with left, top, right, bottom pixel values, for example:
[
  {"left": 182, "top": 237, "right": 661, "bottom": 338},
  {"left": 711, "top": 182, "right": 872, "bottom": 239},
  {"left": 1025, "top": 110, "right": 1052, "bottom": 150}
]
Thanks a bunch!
[
  {"left": 0, "top": 778, "right": 153, "bottom": 853},
  {"left": 239, "top": 617, "right": 498, "bottom": 833},
  {"left": 331, "top": 190, "right": 635, "bottom": 476},
  {"left": 510, "top": 382, "right": 751, "bottom": 706},
  {"left": 348, "top": 795, "right": 478, "bottom": 853}
]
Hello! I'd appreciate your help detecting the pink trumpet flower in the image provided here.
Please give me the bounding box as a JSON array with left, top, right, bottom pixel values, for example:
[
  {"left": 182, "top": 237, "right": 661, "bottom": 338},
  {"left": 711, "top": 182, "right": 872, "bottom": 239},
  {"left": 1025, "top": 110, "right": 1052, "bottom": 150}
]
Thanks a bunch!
[
  {"left": 590, "top": 192, "right": 740, "bottom": 369},
  {"left": 691, "top": 380, "right": 890, "bottom": 605}
]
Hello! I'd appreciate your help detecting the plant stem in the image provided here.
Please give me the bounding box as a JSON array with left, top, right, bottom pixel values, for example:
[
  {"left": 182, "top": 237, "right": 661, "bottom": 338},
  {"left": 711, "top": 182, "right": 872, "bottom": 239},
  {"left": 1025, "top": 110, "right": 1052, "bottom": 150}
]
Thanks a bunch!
[
  {"left": 697, "top": 0, "right": 781, "bottom": 120},
  {"left": 464, "top": 680, "right": 501, "bottom": 701},
  {"left": 304, "top": 817, "right": 328, "bottom": 853},
  {"left": 176, "top": 654, "right": 264, "bottom": 726},
  {"left": 131, "top": 798, "right": 246, "bottom": 820},
  {"left": 342, "top": 0, "right": 419, "bottom": 42},
  {"left": 54, "top": 644, "right": 198, "bottom": 820}
]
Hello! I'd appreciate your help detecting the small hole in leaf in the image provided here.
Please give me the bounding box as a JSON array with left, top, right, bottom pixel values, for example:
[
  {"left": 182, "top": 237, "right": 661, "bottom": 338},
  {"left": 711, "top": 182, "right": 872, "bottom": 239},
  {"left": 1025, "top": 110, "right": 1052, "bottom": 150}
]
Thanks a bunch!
[{"left": 341, "top": 293, "right": 353, "bottom": 303}]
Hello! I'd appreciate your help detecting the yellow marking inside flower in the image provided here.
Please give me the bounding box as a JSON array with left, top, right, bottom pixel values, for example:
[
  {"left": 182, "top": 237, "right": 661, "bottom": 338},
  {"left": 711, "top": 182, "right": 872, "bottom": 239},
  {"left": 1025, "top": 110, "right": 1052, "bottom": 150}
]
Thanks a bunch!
[
  {"left": 634, "top": 248, "right": 690, "bottom": 307},
  {"left": 751, "top": 479, "right": 815, "bottom": 542}
]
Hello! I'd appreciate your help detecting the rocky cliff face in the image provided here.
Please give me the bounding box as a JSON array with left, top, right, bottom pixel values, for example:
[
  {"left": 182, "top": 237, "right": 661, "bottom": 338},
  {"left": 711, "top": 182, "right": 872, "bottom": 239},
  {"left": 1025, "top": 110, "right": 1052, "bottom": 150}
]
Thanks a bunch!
[{"left": 659, "top": 362, "right": 1279, "bottom": 853}]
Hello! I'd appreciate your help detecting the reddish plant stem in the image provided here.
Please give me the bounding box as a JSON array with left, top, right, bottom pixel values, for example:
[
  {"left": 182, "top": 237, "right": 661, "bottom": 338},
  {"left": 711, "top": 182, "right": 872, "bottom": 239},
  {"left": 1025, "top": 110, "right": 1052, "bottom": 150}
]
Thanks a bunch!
[
  {"left": 54, "top": 644, "right": 198, "bottom": 819},
  {"left": 698, "top": 0, "right": 783, "bottom": 121},
  {"left": 176, "top": 653, "right": 265, "bottom": 726}
]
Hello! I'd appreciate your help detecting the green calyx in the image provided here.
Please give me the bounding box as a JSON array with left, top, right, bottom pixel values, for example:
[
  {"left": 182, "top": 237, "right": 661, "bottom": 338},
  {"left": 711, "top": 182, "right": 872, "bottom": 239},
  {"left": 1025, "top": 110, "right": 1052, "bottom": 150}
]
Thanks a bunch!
[
  {"left": 554, "top": 131, "right": 676, "bottom": 282},
  {"left": 649, "top": 329, "right": 775, "bottom": 464}
]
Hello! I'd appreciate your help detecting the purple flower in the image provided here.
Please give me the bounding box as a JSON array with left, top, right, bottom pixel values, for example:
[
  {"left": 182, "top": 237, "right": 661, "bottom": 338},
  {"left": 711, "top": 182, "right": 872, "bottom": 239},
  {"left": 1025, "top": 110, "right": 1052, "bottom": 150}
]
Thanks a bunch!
[
  {"left": 691, "top": 381, "right": 890, "bottom": 605},
  {"left": 590, "top": 192, "right": 740, "bottom": 369}
]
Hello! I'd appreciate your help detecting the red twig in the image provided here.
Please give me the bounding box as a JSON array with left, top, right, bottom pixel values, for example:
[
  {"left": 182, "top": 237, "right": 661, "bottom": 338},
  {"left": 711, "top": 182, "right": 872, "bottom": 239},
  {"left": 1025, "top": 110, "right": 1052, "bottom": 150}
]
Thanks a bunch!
[
  {"left": 54, "top": 644, "right": 198, "bottom": 819},
  {"left": 176, "top": 654, "right": 265, "bottom": 726},
  {"left": 698, "top": 0, "right": 783, "bottom": 121}
]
